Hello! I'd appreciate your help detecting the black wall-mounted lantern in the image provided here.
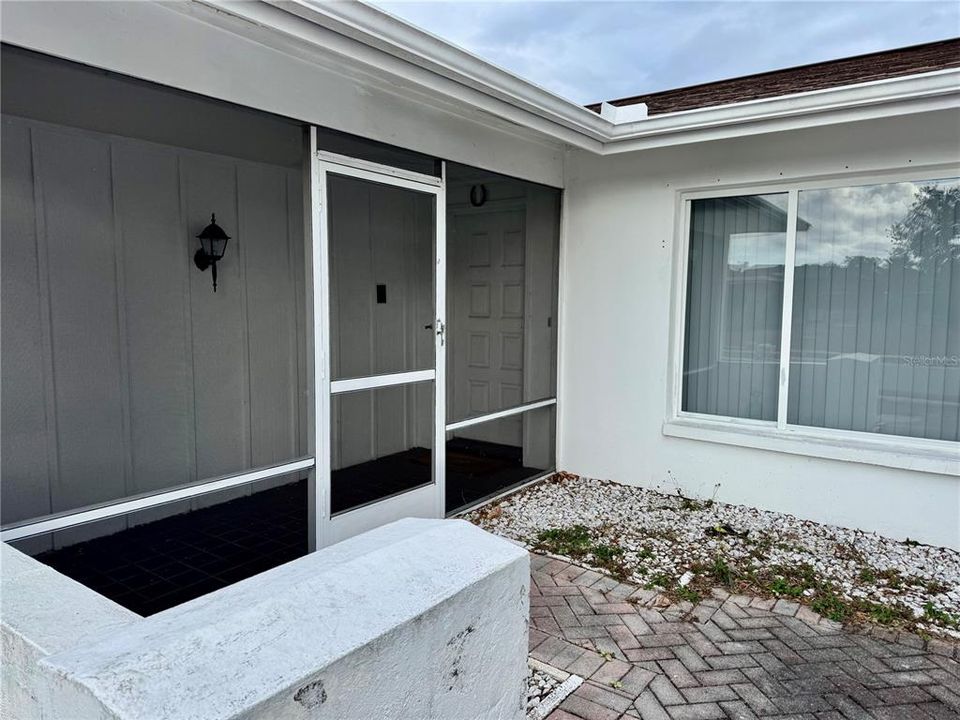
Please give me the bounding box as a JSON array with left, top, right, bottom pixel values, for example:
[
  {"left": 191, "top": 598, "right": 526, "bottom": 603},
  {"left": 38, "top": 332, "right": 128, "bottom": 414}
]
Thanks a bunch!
[{"left": 194, "top": 213, "right": 230, "bottom": 292}]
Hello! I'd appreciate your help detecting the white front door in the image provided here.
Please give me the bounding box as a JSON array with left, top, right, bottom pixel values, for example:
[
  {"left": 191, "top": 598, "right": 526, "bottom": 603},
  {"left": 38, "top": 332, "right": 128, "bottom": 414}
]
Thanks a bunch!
[
  {"left": 314, "top": 152, "right": 445, "bottom": 547},
  {"left": 449, "top": 208, "right": 526, "bottom": 446}
]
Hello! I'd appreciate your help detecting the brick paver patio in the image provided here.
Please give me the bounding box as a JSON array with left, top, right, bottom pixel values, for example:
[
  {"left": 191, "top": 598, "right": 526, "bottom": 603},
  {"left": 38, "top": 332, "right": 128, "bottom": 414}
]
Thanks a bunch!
[{"left": 528, "top": 553, "right": 960, "bottom": 720}]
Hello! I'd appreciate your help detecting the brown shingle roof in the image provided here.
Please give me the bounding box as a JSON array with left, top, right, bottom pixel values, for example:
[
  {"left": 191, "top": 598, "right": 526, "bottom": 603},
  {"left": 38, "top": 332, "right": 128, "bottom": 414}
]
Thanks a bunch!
[{"left": 586, "top": 38, "right": 960, "bottom": 116}]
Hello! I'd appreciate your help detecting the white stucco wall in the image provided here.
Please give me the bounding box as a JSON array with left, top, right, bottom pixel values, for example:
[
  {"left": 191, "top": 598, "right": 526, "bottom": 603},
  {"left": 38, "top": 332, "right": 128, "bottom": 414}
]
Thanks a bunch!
[
  {"left": 559, "top": 109, "right": 960, "bottom": 549},
  {"left": 2, "top": 519, "right": 529, "bottom": 720}
]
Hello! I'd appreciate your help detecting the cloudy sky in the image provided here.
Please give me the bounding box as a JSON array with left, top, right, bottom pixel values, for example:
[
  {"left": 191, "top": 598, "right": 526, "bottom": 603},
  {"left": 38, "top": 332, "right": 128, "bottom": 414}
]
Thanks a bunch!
[{"left": 370, "top": 1, "right": 958, "bottom": 104}]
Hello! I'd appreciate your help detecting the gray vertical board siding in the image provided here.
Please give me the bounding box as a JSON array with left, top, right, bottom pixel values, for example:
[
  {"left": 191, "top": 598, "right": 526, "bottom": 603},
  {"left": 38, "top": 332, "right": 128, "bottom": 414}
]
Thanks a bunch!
[
  {"left": 1, "top": 120, "right": 51, "bottom": 524},
  {"left": 1, "top": 115, "right": 305, "bottom": 531},
  {"left": 239, "top": 164, "right": 299, "bottom": 467},
  {"left": 182, "top": 154, "right": 250, "bottom": 501},
  {"left": 287, "top": 170, "right": 308, "bottom": 459},
  {"left": 33, "top": 127, "right": 128, "bottom": 512},
  {"left": 113, "top": 143, "right": 194, "bottom": 495}
]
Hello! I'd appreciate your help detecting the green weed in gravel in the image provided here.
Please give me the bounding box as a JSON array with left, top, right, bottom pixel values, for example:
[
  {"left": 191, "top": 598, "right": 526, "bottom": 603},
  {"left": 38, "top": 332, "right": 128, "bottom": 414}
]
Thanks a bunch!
[
  {"left": 535, "top": 525, "right": 592, "bottom": 558},
  {"left": 811, "top": 592, "right": 852, "bottom": 622},
  {"left": 923, "top": 603, "right": 959, "bottom": 629}
]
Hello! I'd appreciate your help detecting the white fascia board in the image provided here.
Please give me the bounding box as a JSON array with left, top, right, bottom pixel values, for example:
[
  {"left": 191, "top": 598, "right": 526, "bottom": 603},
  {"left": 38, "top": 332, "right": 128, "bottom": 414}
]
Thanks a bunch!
[
  {"left": 4, "top": 0, "right": 958, "bottom": 155},
  {"left": 262, "top": 0, "right": 616, "bottom": 140},
  {"left": 191, "top": 0, "right": 605, "bottom": 152},
  {"left": 599, "top": 68, "right": 960, "bottom": 153},
  {"left": 254, "top": 1, "right": 960, "bottom": 153}
]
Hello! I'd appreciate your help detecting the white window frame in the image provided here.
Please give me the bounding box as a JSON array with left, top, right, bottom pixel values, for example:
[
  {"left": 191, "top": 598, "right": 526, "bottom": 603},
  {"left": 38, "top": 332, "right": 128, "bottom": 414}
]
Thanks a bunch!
[{"left": 665, "top": 164, "right": 960, "bottom": 477}]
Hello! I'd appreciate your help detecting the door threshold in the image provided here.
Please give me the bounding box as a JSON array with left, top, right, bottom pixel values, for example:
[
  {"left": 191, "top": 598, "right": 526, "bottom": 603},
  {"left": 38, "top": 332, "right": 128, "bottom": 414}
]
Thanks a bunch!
[{"left": 446, "top": 470, "right": 556, "bottom": 518}]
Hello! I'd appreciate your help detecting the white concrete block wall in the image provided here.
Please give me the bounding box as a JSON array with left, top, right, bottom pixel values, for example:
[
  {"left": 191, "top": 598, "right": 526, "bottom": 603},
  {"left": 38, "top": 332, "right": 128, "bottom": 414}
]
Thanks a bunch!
[
  {"left": 1, "top": 543, "right": 140, "bottom": 719},
  {"left": 2, "top": 519, "right": 529, "bottom": 719}
]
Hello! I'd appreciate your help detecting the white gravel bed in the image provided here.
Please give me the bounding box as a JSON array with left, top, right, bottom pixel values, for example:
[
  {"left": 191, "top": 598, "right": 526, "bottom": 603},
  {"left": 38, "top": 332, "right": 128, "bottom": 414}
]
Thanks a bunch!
[
  {"left": 525, "top": 667, "right": 560, "bottom": 711},
  {"left": 470, "top": 475, "right": 960, "bottom": 638},
  {"left": 525, "top": 660, "right": 581, "bottom": 720}
]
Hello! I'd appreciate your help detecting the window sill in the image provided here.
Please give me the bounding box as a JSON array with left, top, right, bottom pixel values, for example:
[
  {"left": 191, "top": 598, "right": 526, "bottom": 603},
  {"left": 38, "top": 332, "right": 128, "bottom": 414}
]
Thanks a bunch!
[{"left": 662, "top": 416, "right": 959, "bottom": 477}]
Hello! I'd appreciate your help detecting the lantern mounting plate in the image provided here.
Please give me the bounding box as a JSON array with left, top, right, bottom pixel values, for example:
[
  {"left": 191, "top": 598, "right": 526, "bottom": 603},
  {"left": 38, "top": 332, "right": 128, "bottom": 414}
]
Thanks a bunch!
[{"left": 193, "top": 249, "right": 213, "bottom": 271}]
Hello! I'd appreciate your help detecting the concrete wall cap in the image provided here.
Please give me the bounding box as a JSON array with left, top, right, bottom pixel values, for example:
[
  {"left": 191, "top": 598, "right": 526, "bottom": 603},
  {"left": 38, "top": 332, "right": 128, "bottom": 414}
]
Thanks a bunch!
[{"left": 36, "top": 518, "right": 527, "bottom": 719}]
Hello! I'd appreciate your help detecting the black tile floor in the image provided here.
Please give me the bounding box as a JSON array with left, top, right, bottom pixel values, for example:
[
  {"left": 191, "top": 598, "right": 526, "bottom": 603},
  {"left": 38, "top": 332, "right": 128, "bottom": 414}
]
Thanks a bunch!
[
  {"left": 36, "top": 480, "right": 308, "bottom": 617},
  {"left": 444, "top": 437, "right": 544, "bottom": 513},
  {"left": 34, "top": 439, "right": 546, "bottom": 616},
  {"left": 331, "top": 437, "right": 544, "bottom": 514}
]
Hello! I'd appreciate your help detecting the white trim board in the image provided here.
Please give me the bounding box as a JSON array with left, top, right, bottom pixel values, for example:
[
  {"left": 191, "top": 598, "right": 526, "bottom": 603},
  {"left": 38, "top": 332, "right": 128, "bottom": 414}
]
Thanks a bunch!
[
  {"left": 446, "top": 398, "right": 557, "bottom": 432},
  {"left": 331, "top": 369, "right": 436, "bottom": 394},
  {"left": 663, "top": 419, "right": 958, "bottom": 477},
  {"left": 0, "top": 457, "right": 316, "bottom": 542}
]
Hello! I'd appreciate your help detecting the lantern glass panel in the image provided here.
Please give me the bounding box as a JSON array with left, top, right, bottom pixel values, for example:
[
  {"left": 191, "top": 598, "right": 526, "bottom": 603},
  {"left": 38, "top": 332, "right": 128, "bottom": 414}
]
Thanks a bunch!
[{"left": 208, "top": 236, "right": 228, "bottom": 260}]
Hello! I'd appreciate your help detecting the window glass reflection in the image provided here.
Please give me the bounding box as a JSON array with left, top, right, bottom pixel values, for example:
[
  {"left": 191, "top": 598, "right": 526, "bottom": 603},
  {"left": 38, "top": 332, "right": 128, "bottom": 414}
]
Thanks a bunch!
[
  {"left": 788, "top": 179, "right": 960, "bottom": 441},
  {"left": 682, "top": 194, "right": 788, "bottom": 421}
]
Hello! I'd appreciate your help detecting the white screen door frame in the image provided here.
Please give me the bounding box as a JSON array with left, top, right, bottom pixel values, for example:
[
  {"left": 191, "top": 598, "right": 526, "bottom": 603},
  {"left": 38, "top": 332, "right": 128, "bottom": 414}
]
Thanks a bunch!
[{"left": 312, "top": 145, "right": 446, "bottom": 549}]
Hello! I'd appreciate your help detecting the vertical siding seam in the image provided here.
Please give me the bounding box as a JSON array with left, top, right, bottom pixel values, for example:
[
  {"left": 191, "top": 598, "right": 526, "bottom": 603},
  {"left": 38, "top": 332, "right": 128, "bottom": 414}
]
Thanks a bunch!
[
  {"left": 237, "top": 165, "right": 254, "bottom": 470},
  {"left": 285, "top": 171, "right": 302, "bottom": 459},
  {"left": 108, "top": 141, "right": 135, "bottom": 503},
  {"left": 179, "top": 157, "right": 200, "bottom": 484},
  {"left": 29, "top": 127, "right": 60, "bottom": 517},
  {"left": 367, "top": 186, "right": 376, "bottom": 459},
  {"left": 404, "top": 194, "right": 413, "bottom": 448}
]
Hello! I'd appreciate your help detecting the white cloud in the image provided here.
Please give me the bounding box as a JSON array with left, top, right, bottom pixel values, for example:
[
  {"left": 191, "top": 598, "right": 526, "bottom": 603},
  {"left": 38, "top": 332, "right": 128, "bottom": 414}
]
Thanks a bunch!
[{"left": 370, "top": 0, "right": 959, "bottom": 104}]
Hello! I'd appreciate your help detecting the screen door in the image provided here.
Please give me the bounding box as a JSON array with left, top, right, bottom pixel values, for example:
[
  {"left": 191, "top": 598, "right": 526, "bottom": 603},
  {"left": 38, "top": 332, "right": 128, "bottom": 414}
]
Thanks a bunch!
[{"left": 315, "top": 152, "right": 445, "bottom": 547}]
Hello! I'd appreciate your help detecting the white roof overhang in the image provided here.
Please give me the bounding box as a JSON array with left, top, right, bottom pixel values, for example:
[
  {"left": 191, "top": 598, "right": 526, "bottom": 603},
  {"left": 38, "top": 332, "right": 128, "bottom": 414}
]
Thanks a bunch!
[
  {"left": 245, "top": 0, "right": 960, "bottom": 154},
  {"left": 4, "top": 0, "right": 958, "bottom": 157}
]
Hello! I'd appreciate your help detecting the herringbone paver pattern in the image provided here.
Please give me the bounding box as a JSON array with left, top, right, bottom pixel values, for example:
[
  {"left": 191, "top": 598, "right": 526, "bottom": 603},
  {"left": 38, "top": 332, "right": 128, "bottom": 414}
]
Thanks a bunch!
[{"left": 527, "top": 554, "right": 960, "bottom": 720}]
